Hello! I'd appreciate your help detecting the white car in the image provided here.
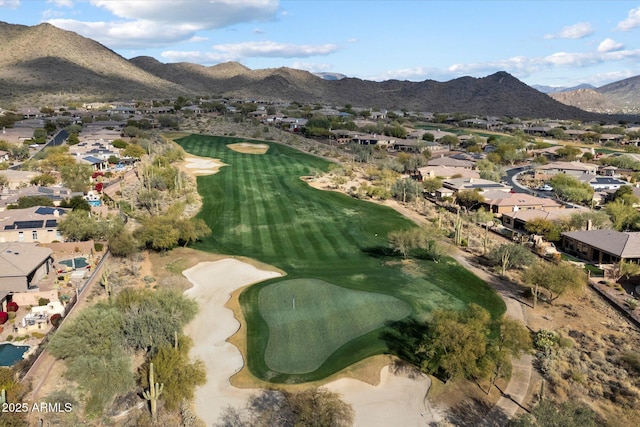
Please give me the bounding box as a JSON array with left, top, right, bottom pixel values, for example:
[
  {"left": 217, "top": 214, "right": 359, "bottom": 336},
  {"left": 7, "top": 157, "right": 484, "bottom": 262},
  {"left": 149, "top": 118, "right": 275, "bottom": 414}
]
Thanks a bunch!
[{"left": 538, "top": 184, "right": 553, "bottom": 191}]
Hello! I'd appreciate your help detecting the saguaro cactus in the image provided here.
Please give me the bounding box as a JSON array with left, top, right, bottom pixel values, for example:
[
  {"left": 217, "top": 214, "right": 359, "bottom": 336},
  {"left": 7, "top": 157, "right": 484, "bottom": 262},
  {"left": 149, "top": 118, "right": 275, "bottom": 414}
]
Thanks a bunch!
[{"left": 143, "top": 362, "right": 164, "bottom": 422}]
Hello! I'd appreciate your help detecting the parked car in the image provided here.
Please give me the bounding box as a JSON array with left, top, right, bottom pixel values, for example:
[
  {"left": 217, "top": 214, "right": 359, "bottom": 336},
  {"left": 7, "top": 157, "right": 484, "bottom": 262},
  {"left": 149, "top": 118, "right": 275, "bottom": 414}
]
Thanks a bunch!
[{"left": 538, "top": 184, "right": 553, "bottom": 191}]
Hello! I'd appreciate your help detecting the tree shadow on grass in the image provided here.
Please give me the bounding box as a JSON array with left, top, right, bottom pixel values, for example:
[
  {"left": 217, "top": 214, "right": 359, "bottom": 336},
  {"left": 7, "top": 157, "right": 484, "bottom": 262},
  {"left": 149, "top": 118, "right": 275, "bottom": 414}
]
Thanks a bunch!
[{"left": 362, "top": 245, "right": 399, "bottom": 258}]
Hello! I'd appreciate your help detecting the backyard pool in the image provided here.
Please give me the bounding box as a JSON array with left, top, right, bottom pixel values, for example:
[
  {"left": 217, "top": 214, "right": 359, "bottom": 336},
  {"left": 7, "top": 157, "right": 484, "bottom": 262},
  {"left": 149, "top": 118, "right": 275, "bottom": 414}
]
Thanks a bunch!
[
  {"left": 0, "top": 343, "right": 29, "bottom": 366},
  {"left": 59, "top": 257, "right": 89, "bottom": 269}
]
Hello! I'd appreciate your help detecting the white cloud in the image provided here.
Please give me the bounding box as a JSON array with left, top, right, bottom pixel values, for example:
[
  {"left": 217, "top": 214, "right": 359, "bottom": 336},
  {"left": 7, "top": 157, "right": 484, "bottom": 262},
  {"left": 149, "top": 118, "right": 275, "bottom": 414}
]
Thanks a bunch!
[
  {"left": 90, "top": 0, "right": 278, "bottom": 27},
  {"left": 544, "top": 22, "right": 594, "bottom": 39},
  {"left": 47, "top": 0, "right": 73, "bottom": 7},
  {"left": 48, "top": 0, "right": 279, "bottom": 48},
  {"left": 187, "top": 36, "right": 209, "bottom": 43},
  {"left": 160, "top": 41, "right": 338, "bottom": 65},
  {"left": 616, "top": 6, "right": 640, "bottom": 31},
  {"left": 291, "top": 62, "right": 332, "bottom": 73},
  {"left": 48, "top": 19, "right": 202, "bottom": 48},
  {"left": 597, "top": 38, "right": 624, "bottom": 53},
  {"left": 0, "top": 0, "right": 20, "bottom": 8},
  {"left": 444, "top": 48, "right": 640, "bottom": 81},
  {"left": 211, "top": 41, "right": 338, "bottom": 58},
  {"left": 160, "top": 50, "right": 230, "bottom": 64}
]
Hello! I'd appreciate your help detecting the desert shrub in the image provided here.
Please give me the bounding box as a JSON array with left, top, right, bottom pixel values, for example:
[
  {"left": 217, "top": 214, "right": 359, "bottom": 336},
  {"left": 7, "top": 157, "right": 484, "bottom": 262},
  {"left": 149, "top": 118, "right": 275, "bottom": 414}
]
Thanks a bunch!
[
  {"left": 620, "top": 351, "right": 640, "bottom": 374},
  {"left": 38, "top": 298, "right": 50, "bottom": 306},
  {"left": 535, "top": 329, "right": 558, "bottom": 352},
  {"left": 0, "top": 312, "right": 8, "bottom": 324},
  {"left": 31, "top": 332, "right": 45, "bottom": 339},
  {"left": 6, "top": 335, "right": 13, "bottom": 341},
  {"left": 50, "top": 313, "right": 63, "bottom": 328},
  {"left": 94, "top": 242, "right": 104, "bottom": 252},
  {"left": 8, "top": 312, "right": 15, "bottom": 320},
  {"left": 6, "top": 301, "right": 19, "bottom": 312}
]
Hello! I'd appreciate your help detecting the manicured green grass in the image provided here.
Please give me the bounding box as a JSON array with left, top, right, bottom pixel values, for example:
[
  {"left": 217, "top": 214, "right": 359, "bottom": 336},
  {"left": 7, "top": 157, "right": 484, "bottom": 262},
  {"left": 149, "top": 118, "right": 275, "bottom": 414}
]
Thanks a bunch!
[
  {"left": 259, "top": 279, "right": 411, "bottom": 374},
  {"left": 175, "top": 134, "right": 506, "bottom": 383}
]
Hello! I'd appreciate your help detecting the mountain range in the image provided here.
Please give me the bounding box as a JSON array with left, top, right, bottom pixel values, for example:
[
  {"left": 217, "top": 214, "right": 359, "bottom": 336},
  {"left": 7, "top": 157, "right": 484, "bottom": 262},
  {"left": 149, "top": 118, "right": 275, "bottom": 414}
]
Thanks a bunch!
[
  {"left": 0, "top": 21, "right": 637, "bottom": 121},
  {"left": 548, "top": 76, "right": 640, "bottom": 115}
]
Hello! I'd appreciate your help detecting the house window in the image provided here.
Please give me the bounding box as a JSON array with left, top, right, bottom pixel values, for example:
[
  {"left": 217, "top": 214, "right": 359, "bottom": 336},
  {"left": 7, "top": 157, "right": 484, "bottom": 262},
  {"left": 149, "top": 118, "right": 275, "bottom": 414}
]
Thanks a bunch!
[
  {"left": 18, "top": 231, "right": 24, "bottom": 242},
  {"left": 32, "top": 231, "right": 38, "bottom": 240}
]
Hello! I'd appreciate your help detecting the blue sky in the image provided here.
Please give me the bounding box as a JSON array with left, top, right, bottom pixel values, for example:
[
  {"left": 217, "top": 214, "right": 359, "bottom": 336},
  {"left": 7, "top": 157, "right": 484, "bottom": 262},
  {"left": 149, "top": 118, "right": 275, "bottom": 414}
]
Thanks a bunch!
[{"left": 2, "top": 0, "right": 640, "bottom": 87}]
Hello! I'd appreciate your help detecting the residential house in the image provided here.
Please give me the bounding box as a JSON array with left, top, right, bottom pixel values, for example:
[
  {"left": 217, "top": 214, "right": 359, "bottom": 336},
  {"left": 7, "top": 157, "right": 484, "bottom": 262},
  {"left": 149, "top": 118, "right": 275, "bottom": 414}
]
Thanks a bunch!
[
  {"left": 428, "top": 156, "right": 475, "bottom": 169},
  {"left": 0, "top": 206, "right": 67, "bottom": 244},
  {"left": 534, "top": 161, "right": 598, "bottom": 179},
  {"left": 390, "top": 139, "right": 425, "bottom": 153},
  {"left": 415, "top": 166, "right": 480, "bottom": 181},
  {"left": 561, "top": 229, "right": 640, "bottom": 264},
  {"left": 0, "top": 242, "right": 53, "bottom": 292},
  {"left": 435, "top": 178, "right": 511, "bottom": 200},
  {"left": 351, "top": 134, "right": 395, "bottom": 147},
  {"left": 502, "top": 206, "right": 588, "bottom": 233},
  {"left": 0, "top": 186, "right": 81, "bottom": 211},
  {"left": 482, "top": 191, "right": 563, "bottom": 215}
]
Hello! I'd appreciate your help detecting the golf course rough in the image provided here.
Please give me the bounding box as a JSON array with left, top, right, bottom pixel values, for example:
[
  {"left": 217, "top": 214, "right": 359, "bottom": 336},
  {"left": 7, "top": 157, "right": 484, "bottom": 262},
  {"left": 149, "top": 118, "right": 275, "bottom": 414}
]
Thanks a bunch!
[{"left": 175, "top": 134, "right": 506, "bottom": 383}]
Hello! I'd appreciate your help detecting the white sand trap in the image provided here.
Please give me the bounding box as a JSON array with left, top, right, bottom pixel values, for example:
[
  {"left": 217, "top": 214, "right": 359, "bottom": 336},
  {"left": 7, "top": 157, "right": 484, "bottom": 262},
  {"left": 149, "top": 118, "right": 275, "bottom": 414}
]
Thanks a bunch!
[
  {"left": 237, "top": 142, "right": 268, "bottom": 148},
  {"left": 183, "top": 259, "right": 281, "bottom": 424},
  {"left": 227, "top": 142, "right": 269, "bottom": 154},
  {"left": 325, "top": 367, "right": 444, "bottom": 426},
  {"left": 183, "top": 156, "right": 225, "bottom": 175},
  {"left": 183, "top": 258, "right": 444, "bottom": 426}
]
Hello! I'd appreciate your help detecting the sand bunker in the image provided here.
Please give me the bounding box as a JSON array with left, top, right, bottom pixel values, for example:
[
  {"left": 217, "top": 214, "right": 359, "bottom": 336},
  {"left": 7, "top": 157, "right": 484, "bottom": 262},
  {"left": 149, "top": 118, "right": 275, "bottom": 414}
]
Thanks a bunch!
[
  {"left": 227, "top": 142, "right": 270, "bottom": 154},
  {"left": 182, "top": 156, "right": 226, "bottom": 176},
  {"left": 183, "top": 258, "right": 443, "bottom": 426}
]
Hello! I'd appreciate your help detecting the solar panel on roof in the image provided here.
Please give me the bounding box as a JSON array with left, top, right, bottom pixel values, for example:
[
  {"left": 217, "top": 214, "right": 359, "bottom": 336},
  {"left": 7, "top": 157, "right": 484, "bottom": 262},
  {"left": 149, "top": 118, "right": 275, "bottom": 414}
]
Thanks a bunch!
[
  {"left": 15, "top": 220, "right": 44, "bottom": 229},
  {"left": 35, "top": 206, "right": 56, "bottom": 215},
  {"left": 45, "top": 219, "right": 58, "bottom": 227}
]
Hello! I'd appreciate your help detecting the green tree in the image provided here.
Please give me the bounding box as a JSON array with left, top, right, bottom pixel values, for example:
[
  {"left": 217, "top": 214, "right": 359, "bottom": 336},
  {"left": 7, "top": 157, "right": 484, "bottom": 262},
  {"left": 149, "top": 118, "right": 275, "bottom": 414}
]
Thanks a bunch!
[
  {"left": 12, "top": 195, "right": 54, "bottom": 209},
  {"left": 555, "top": 145, "right": 582, "bottom": 160},
  {"left": 419, "top": 304, "right": 491, "bottom": 381},
  {"left": 440, "top": 134, "right": 460, "bottom": 150},
  {"left": 30, "top": 173, "right": 57, "bottom": 186},
  {"left": 455, "top": 189, "right": 485, "bottom": 211},
  {"left": 485, "top": 318, "right": 531, "bottom": 394},
  {"left": 57, "top": 210, "right": 110, "bottom": 241},
  {"left": 391, "top": 178, "right": 422, "bottom": 203},
  {"left": 144, "top": 336, "right": 206, "bottom": 411},
  {"left": 60, "top": 163, "right": 93, "bottom": 192},
  {"left": 59, "top": 195, "right": 91, "bottom": 211},
  {"left": 525, "top": 218, "right": 562, "bottom": 242},
  {"left": 116, "top": 288, "right": 198, "bottom": 353},
  {"left": 123, "top": 143, "right": 146, "bottom": 159},
  {"left": 523, "top": 261, "right": 587, "bottom": 306},
  {"left": 486, "top": 243, "right": 535, "bottom": 275},
  {"left": 422, "top": 177, "right": 442, "bottom": 194},
  {"left": 48, "top": 304, "right": 134, "bottom": 415},
  {"left": 108, "top": 229, "right": 139, "bottom": 257},
  {"left": 606, "top": 199, "right": 640, "bottom": 231},
  {"left": 388, "top": 229, "right": 417, "bottom": 259}
]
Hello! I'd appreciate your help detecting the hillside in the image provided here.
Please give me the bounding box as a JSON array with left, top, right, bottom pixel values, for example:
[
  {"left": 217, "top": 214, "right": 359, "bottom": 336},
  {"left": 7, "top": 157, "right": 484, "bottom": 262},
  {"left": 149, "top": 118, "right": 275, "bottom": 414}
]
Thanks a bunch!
[
  {"left": 0, "top": 22, "right": 187, "bottom": 101},
  {"left": 0, "top": 21, "right": 619, "bottom": 120},
  {"left": 550, "top": 75, "right": 640, "bottom": 114}
]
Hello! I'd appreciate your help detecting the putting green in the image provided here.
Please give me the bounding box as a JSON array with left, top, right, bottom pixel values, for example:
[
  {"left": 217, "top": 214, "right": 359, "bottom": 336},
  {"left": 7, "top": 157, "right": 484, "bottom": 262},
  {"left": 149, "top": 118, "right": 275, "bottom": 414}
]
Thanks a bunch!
[{"left": 259, "top": 279, "right": 411, "bottom": 374}]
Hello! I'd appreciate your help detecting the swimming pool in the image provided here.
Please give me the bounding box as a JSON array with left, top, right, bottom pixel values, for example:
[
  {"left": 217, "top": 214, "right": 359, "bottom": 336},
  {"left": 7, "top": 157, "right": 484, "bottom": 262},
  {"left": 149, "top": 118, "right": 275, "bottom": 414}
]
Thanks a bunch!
[
  {"left": 59, "top": 257, "right": 89, "bottom": 269},
  {"left": 0, "top": 343, "right": 29, "bottom": 366}
]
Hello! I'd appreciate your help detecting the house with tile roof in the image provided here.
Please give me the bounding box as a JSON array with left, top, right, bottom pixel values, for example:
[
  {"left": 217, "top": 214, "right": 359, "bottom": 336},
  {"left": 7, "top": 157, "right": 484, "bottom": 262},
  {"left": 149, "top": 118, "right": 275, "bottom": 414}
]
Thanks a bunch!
[
  {"left": 0, "top": 242, "right": 53, "bottom": 292},
  {"left": 482, "top": 191, "right": 564, "bottom": 215},
  {"left": 561, "top": 229, "right": 640, "bottom": 264}
]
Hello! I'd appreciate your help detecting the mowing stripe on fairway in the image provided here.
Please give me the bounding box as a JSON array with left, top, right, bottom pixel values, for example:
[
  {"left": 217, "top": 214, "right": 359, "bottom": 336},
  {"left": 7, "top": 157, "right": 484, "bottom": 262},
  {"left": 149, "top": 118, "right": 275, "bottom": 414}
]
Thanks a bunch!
[{"left": 176, "top": 134, "right": 506, "bottom": 383}]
